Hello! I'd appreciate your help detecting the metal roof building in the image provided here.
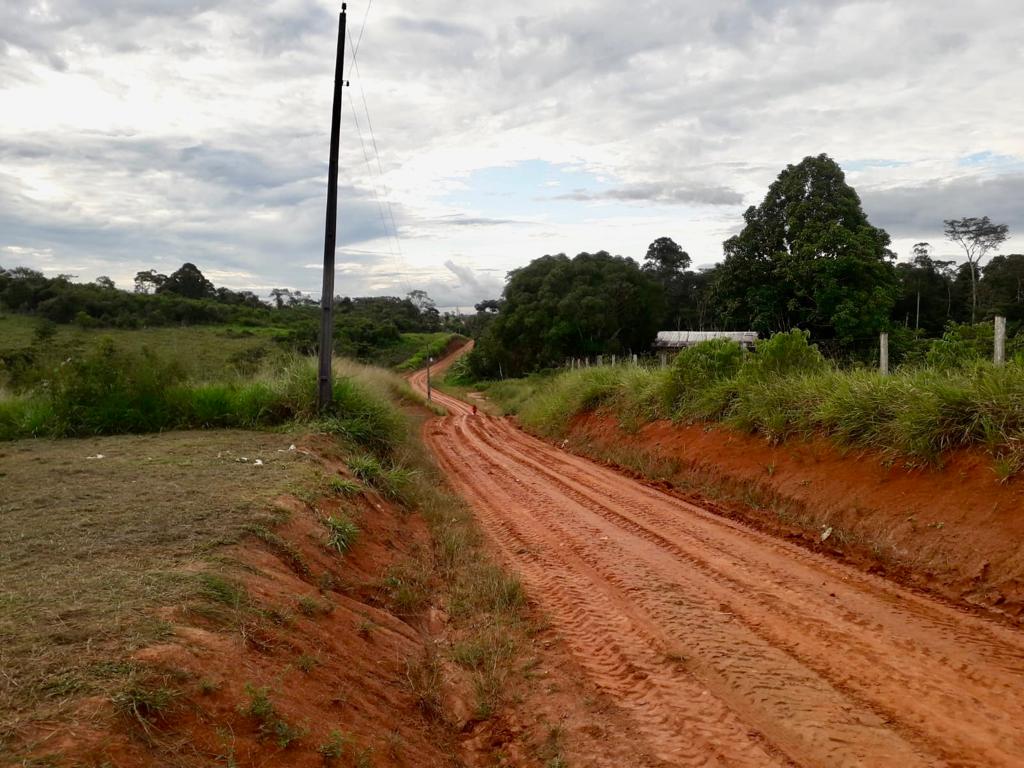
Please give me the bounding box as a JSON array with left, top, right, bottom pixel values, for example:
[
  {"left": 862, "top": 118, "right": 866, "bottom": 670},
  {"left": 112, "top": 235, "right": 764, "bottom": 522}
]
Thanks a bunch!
[{"left": 654, "top": 331, "right": 758, "bottom": 349}]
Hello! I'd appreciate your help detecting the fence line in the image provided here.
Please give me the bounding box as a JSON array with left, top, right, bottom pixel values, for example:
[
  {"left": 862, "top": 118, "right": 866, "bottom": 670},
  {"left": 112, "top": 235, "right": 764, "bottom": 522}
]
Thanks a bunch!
[{"left": 564, "top": 316, "right": 1010, "bottom": 374}]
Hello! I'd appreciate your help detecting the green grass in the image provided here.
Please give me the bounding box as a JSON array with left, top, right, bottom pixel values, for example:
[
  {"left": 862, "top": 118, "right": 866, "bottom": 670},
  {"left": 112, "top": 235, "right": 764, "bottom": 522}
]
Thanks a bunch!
[
  {"left": 323, "top": 514, "right": 360, "bottom": 554},
  {"left": 486, "top": 354, "right": 1024, "bottom": 469},
  {"left": 0, "top": 342, "right": 422, "bottom": 447},
  {"left": 395, "top": 332, "right": 465, "bottom": 372},
  {"left": 0, "top": 314, "right": 283, "bottom": 382}
]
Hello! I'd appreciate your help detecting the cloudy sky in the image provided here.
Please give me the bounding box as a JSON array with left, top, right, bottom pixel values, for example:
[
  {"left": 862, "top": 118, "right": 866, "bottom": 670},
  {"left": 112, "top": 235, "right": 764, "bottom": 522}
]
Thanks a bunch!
[{"left": 1, "top": 0, "right": 1022, "bottom": 308}]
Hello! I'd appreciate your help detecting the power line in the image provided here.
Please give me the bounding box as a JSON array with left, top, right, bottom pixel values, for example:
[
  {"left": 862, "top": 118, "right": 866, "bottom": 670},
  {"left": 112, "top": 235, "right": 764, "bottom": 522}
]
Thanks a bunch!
[
  {"left": 344, "top": 21, "right": 414, "bottom": 297},
  {"left": 346, "top": 95, "right": 410, "bottom": 294},
  {"left": 351, "top": 0, "right": 373, "bottom": 63}
]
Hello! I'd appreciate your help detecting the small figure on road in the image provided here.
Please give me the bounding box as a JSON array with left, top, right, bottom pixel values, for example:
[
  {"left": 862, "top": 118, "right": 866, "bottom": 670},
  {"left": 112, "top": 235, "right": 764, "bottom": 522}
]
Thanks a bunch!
[{"left": 472, "top": 404, "right": 478, "bottom": 415}]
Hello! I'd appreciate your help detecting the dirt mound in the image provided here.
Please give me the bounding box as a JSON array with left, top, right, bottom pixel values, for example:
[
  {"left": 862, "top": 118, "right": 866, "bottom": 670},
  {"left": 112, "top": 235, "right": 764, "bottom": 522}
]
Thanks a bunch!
[{"left": 567, "top": 412, "right": 1024, "bottom": 620}]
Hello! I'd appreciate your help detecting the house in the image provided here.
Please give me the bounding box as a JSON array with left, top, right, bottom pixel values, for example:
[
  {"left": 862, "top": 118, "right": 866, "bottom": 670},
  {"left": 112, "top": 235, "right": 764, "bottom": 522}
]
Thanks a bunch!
[{"left": 654, "top": 330, "right": 758, "bottom": 350}]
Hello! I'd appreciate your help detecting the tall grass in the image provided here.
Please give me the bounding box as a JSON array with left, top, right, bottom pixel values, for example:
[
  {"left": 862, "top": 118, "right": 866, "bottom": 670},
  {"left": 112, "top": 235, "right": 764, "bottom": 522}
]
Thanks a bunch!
[
  {"left": 396, "top": 333, "right": 465, "bottom": 372},
  {"left": 0, "top": 339, "right": 417, "bottom": 455},
  {"left": 493, "top": 334, "right": 1024, "bottom": 467}
]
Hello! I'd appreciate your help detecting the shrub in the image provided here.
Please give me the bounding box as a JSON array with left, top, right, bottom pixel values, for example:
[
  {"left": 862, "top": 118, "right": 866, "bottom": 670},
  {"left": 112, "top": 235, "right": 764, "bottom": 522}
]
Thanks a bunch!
[
  {"left": 742, "top": 329, "right": 826, "bottom": 379},
  {"left": 49, "top": 339, "right": 184, "bottom": 435},
  {"left": 323, "top": 515, "right": 360, "bottom": 554},
  {"left": 671, "top": 338, "right": 743, "bottom": 396}
]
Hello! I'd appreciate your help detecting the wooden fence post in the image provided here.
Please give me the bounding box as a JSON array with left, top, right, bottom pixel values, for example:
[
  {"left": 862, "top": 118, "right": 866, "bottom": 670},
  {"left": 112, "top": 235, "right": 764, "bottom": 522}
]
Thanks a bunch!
[
  {"left": 879, "top": 332, "right": 889, "bottom": 376},
  {"left": 995, "top": 316, "right": 1007, "bottom": 366}
]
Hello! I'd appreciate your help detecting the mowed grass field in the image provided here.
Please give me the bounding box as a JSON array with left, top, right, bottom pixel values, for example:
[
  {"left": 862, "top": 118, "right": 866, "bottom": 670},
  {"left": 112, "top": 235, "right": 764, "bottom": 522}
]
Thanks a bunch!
[{"left": 0, "top": 430, "right": 316, "bottom": 745}]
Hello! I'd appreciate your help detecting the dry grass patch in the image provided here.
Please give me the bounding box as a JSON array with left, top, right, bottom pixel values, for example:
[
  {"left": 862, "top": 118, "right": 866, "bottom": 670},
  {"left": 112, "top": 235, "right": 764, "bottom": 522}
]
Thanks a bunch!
[{"left": 0, "top": 429, "right": 316, "bottom": 749}]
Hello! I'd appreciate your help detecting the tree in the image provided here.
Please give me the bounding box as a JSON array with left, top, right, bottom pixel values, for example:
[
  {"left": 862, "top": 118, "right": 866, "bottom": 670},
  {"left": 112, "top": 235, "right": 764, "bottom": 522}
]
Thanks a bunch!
[
  {"left": 269, "top": 288, "right": 291, "bottom": 309},
  {"left": 93, "top": 276, "right": 116, "bottom": 290},
  {"left": 134, "top": 270, "right": 167, "bottom": 294},
  {"left": 979, "top": 254, "right": 1024, "bottom": 322},
  {"left": 469, "top": 252, "right": 664, "bottom": 377},
  {"left": 641, "top": 237, "right": 693, "bottom": 330},
  {"left": 407, "top": 289, "right": 440, "bottom": 328},
  {"left": 474, "top": 299, "right": 502, "bottom": 314},
  {"left": 157, "top": 263, "right": 215, "bottom": 300},
  {"left": 716, "top": 153, "right": 898, "bottom": 344},
  {"left": 943, "top": 216, "right": 1010, "bottom": 322},
  {"left": 893, "top": 243, "right": 957, "bottom": 333}
]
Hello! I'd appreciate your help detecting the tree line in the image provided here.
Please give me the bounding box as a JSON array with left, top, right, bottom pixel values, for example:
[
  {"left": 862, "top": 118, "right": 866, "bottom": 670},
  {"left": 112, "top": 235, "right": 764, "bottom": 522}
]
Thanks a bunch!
[
  {"left": 466, "top": 154, "right": 1017, "bottom": 377},
  {"left": 0, "top": 262, "right": 467, "bottom": 366}
]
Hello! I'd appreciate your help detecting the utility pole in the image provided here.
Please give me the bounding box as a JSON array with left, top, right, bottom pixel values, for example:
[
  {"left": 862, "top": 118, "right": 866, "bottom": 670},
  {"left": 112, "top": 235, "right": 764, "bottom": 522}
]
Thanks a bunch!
[
  {"left": 318, "top": 3, "right": 349, "bottom": 411},
  {"left": 426, "top": 356, "right": 433, "bottom": 402}
]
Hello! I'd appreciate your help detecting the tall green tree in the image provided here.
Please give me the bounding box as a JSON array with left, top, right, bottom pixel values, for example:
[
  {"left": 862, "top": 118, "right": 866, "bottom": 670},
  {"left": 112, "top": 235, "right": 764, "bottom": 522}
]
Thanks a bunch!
[
  {"left": 157, "top": 263, "right": 215, "bottom": 300},
  {"left": 716, "top": 154, "right": 898, "bottom": 344},
  {"left": 979, "top": 254, "right": 1024, "bottom": 322},
  {"left": 893, "top": 243, "right": 957, "bottom": 334},
  {"left": 642, "top": 237, "right": 691, "bottom": 330},
  {"left": 470, "top": 252, "right": 664, "bottom": 377},
  {"left": 943, "top": 216, "right": 1010, "bottom": 322}
]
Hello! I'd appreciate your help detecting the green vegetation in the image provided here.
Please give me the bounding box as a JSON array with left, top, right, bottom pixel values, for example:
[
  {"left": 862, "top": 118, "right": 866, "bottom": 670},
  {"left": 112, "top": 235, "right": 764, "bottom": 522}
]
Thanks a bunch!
[
  {"left": 486, "top": 329, "right": 1024, "bottom": 470},
  {"left": 0, "top": 264, "right": 471, "bottom": 375},
  {"left": 323, "top": 514, "right": 360, "bottom": 554},
  {"left": 0, "top": 334, "right": 423, "bottom": 443},
  {"left": 239, "top": 684, "right": 305, "bottom": 748},
  {"left": 716, "top": 154, "right": 899, "bottom": 344},
  {"left": 458, "top": 154, "right": 1019, "bottom": 379},
  {"left": 396, "top": 332, "right": 465, "bottom": 371},
  {"left": 467, "top": 251, "right": 664, "bottom": 378}
]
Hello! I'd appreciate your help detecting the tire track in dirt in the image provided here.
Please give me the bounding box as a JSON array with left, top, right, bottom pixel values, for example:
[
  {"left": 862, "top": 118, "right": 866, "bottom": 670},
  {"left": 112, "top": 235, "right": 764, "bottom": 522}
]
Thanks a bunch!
[{"left": 411, "top": 347, "right": 1024, "bottom": 767}]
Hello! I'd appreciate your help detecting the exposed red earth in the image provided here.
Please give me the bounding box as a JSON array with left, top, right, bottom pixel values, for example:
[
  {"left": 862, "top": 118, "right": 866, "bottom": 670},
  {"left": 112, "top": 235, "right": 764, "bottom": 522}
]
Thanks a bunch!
[{"left": 414, "top": 344, "right": 1024, "bottom": 767}]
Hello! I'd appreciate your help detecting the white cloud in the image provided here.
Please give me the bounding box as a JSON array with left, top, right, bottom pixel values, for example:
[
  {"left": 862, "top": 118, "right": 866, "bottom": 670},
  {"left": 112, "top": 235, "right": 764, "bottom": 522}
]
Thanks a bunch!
[{"left": 1, "top": 0, "right": 1022, "bottom": 303}]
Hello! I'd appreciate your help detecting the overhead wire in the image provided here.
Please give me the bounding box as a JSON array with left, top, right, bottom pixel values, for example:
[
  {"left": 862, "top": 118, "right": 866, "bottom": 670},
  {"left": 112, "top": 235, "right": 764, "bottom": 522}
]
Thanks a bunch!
[{"left": 343, "top": 1, "right": 415, "bottom": 295}]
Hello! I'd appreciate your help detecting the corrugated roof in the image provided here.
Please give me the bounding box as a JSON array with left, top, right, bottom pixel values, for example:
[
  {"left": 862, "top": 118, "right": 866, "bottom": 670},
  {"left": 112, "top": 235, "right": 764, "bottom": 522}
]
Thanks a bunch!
[{"left": 655, "top": 331, "right": 758, "bottom": 347}]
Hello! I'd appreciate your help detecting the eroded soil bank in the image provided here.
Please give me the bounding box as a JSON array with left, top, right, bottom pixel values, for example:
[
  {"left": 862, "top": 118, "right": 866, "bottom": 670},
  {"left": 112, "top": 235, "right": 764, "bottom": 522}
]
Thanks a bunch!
[{"left": 564, "top": 412, "right": 1024, "bottom": 621}]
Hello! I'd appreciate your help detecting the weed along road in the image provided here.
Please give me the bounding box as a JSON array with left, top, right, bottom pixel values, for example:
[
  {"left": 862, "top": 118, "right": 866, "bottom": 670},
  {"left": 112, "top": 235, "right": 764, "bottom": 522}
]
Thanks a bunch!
[{"left": 410, "top": 345, "right": 1024, "bottom": 768}]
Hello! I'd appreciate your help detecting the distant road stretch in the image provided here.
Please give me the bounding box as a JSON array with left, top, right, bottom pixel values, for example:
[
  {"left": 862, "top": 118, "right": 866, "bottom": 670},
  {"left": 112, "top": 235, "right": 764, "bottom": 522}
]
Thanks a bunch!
[{"left": 410, "top": 344, "right": 1024, "bottom": 767}]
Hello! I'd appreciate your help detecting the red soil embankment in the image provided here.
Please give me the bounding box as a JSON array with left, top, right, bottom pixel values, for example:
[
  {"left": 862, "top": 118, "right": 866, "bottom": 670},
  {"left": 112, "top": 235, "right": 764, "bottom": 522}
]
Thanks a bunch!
[
  {"left": 32, "top": 435, "right": 460, "bottom": 767},
  {"left": 566, "top": 413, "right": 1024, "bottom": 620}
]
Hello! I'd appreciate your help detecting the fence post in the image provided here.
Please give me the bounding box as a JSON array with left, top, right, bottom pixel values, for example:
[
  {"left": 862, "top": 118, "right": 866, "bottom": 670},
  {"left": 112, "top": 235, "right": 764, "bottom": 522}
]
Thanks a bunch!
[
  {"left": 660, "top": 353, "right": 667, "bottom": 368},
  {"left": 611, "top": 354, "right": 617, "bottom": 366},
  {"left": 995, "top": 316, "right": 1007, "bottom": 366},
  {"left": 879, "top": 332, "right": 889, "bottom": 376},
  {"left": 632, "top": 354, "right": 638, "bottom": 365},
  {"left": 597, "top": 355, "right": 603, "bottom": 366}
]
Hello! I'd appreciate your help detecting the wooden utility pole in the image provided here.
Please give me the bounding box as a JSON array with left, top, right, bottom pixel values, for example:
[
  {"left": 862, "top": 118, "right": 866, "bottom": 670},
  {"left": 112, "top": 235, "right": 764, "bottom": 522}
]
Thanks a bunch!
[
  {"left": 879, "top": 332, "right": 889, "bottom": 376},
  {"left": 318, "top": 3, "right": 349, "bottom": 411}
]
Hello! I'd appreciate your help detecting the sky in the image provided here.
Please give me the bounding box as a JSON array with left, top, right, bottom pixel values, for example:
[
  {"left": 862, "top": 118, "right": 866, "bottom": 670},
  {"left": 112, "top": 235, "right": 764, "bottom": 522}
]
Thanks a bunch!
[{"left": 1, "top": 0, "right": 1022, "bottom": 309}]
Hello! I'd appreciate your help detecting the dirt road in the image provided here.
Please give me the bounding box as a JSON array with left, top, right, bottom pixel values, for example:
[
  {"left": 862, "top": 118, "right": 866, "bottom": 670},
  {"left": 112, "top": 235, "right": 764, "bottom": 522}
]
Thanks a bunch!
[{"left": 410, "top": 347, "right": 1024, "bottom": 767}]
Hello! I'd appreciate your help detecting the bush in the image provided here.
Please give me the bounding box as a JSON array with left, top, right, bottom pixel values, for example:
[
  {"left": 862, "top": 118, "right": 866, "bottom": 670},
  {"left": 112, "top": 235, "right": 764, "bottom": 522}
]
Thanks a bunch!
[
  {"left": 742, "top": 329, "right": 826, "bottom": 379},
  {"left": 49, "top": 339, "right": 185, "bottom": 435},
  {"left": 672, "top": 339, "right": 743, "bottom": 389}
]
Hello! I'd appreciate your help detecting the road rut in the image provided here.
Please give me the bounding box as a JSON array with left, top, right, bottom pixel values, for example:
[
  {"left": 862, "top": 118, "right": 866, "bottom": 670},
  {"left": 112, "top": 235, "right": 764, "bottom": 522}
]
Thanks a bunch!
[{"left": 410, "top": 351, "right": 1024, "bottom": 767}]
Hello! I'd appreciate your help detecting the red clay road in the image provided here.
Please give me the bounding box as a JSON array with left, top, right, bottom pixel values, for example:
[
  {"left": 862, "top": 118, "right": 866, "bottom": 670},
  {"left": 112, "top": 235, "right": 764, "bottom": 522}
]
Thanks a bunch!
[{"left": 410, "top": 345, "right": 1024, "bottom": 767}]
